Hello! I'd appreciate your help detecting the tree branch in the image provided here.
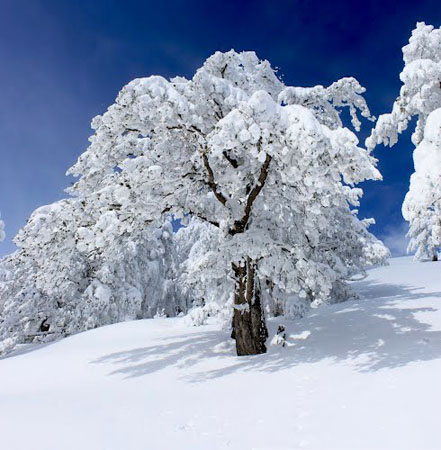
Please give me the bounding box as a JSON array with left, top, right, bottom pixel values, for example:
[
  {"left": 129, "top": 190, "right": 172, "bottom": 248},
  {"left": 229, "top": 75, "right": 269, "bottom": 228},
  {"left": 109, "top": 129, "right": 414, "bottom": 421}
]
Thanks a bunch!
[
  {"left": 122, "top": 128, "right": 142, "bottom": 136},
  {"left": 222, "top": 151, "right": 239, "bottom": 168},
  {"left": 201, "top": 150, "right": 228, "bottom": 207},
  {"left": 188, "top": 210, "right": 220, "bottom": 228},
  {"left": 230, "top": 153, "right": 272, "bottom": 235}
]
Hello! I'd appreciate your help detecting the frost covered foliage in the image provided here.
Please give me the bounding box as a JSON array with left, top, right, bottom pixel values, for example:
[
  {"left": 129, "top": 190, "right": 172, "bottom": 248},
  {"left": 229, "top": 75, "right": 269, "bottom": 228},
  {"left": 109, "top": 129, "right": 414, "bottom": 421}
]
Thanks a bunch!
[
  {"left": 0, "top": 199, "right": 186, "bottom": 354},
  {"left": 367, "top": 23, "right": 441, "bottom": 259}
]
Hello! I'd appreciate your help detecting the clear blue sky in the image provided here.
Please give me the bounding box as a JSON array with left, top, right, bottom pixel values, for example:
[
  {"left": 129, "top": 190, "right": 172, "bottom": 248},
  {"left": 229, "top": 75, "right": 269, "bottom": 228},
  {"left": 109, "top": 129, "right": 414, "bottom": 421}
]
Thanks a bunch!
[{"left": 1, "top": 0, "right": 441, "bottom": 256}]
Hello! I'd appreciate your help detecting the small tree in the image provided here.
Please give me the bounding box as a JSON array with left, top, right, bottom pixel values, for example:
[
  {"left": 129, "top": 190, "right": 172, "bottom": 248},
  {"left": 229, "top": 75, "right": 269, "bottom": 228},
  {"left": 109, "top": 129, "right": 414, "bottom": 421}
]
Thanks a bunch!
[
  {"left": 367, "top": 22, "right": 441, "bottom": 261},
  {"left": 67, "top": 51, "right": 386, "bottom": 355}
]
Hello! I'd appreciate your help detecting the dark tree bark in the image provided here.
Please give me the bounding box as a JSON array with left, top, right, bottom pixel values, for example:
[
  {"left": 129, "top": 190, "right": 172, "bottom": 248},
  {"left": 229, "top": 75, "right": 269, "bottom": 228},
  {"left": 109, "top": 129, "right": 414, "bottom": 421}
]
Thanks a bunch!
[
  {"left": 432, "top": 253, "right": 438, "bottom": 262},
  {"left": 231, "top": 257, "right": 268, "bottom": 355},
  {"left": 199, "top": 148, "right": 272, "bottom": 356}
]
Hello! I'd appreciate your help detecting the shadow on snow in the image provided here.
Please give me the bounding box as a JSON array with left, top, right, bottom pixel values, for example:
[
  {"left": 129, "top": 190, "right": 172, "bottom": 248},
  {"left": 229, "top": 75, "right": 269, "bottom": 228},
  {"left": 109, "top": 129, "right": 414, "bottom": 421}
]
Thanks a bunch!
[{"left": 92, "top": 279, "right": 441, "bottom": 381}]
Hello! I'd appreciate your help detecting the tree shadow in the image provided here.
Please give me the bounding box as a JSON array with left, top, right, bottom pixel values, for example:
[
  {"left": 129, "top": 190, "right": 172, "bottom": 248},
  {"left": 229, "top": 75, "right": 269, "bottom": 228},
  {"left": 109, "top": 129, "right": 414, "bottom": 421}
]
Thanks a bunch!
[
  {"left": 92, "top": 279, "right": 441, "bottom": 381},
  {"left": 92, "top": 330, "right": 231, "bottom": 379}
]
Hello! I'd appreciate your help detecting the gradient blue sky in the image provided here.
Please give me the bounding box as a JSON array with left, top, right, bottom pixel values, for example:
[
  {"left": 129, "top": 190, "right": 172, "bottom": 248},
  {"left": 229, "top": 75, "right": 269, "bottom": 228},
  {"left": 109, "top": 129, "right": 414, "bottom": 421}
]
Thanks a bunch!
[{"left": 1, "top": 0, "right": 441, "bottom": 256}]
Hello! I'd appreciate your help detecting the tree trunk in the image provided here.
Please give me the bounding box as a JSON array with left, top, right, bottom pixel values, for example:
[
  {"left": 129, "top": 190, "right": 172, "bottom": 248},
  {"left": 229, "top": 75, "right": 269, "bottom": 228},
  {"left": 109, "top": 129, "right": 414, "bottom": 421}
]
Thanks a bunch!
[
  {"left": 432, "top": 253, "right": 438, "bottom": 262},
  {"left": 231, "top": 257, "right": 268, "bottom": 356}
]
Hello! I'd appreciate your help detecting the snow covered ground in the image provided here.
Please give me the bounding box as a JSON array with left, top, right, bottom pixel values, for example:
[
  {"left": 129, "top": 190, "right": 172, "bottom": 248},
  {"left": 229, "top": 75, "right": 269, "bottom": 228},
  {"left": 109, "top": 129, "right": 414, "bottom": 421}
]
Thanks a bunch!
[{"left": 1, "top": 256, "right": 440, "bottom": 450}]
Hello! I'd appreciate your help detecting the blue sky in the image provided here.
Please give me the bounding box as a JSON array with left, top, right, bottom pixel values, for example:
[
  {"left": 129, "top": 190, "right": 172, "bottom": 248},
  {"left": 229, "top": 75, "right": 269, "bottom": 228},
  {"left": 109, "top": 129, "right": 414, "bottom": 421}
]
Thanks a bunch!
[{"left": 1, "top": 0, "right": 440, "bottom": 256}]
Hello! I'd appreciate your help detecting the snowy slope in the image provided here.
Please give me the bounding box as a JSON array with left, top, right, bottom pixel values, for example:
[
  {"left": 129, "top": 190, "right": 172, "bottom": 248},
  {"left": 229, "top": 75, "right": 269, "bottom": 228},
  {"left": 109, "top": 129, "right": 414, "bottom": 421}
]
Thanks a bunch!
[{"left": 0, "top": 256, "right": 440, "bottom": 450}]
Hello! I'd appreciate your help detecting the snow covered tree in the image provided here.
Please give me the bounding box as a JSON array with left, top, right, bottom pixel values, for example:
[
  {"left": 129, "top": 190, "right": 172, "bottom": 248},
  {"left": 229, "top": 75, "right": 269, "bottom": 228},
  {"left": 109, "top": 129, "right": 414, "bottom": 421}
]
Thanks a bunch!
[
  {"left": 0, "top": 198, "right": 187, "bottom": 354},
  {"left": 367, "top": 22, "right": 441, "bottom": 261},
  {"left": 402, "top": 109, "right": 441, "bottom": 261},
  {"left": 66, "top": 50, "right": 386, "bottom": 355}
]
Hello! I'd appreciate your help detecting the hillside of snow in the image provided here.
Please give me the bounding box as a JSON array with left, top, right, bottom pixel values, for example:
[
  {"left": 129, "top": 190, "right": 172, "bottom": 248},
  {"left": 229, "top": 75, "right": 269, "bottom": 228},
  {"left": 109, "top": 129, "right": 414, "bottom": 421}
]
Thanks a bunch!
[{"left": 1, "top": 256, "right": 440, "bottom": 450}]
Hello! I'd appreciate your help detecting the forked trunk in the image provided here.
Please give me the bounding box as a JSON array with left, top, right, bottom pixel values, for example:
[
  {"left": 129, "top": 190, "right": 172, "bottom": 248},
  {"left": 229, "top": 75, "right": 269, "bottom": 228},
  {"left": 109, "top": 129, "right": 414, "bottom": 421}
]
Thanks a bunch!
[{"left": 231, "top": 257, "right": 268, "bottom": 356}]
